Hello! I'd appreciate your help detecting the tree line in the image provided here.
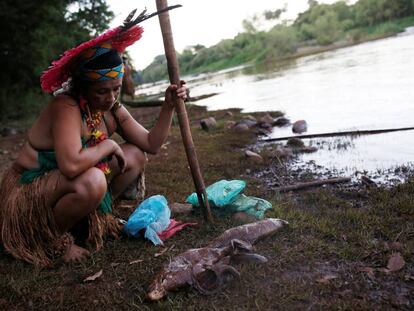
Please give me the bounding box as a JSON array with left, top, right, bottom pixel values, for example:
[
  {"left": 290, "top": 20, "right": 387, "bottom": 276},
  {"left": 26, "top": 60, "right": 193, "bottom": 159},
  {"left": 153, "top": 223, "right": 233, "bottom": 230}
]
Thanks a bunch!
[
  {"left": 0, "top": 0, "right": 113, "bottom": 121},
  {"left": 141, "top": 0, "right": 414, "bottom": 83}
]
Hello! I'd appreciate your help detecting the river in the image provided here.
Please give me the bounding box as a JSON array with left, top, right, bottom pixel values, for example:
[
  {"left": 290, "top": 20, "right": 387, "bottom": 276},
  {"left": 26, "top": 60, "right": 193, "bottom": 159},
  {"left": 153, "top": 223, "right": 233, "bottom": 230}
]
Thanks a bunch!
[{"left": 140, "top": 29, "right": 414, "bottom": 182}]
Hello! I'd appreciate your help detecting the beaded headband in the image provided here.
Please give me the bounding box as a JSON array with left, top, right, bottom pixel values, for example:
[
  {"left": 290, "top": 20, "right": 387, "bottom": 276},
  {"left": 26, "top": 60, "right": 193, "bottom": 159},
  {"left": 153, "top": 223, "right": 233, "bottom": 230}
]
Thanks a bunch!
[{"left": 79, "top": 43, "right": 125, "bottom": 82}]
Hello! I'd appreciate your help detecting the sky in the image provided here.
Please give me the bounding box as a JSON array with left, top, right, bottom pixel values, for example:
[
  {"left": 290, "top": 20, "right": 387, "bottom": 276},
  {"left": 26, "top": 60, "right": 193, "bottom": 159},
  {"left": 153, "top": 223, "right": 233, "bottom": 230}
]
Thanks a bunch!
[{"left": 106, "top": 0, "right": 350, "bottom": 70}]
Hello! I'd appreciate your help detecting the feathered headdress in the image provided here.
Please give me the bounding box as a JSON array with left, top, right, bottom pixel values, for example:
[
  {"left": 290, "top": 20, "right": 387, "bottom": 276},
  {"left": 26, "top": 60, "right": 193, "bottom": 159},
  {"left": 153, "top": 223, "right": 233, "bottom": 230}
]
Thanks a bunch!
[{"left": 40, "top": 6, "right": 181, "bottom": 93}]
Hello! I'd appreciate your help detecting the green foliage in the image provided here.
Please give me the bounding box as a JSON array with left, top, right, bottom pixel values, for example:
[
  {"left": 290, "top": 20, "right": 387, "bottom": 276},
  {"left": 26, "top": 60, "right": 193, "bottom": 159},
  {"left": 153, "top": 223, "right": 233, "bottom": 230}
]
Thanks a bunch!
[
  {"left": 0, "top": 0, "right": 114, "bottom": 121},
  {"left": 242, "top": 19, "right": 258, "bottom": 34},
  {"left": 258, "top": 26, "right": 299, "bottom": 62},
  {"left": 295, "top": 2, "right": 354, "bottom": 43},
  {"left": 67, "top": 0, "right": 114, "bottom": 35},
  {"left": 353, "top": 0, "right": 413, "bottom": 27},
  {"left": 312, "top": 10, "right": 345, "bottom": 44},
  {"left": 141, "top": 0, "right": 414, "bottom": 83},
  {"left": 141, "top": 54, "right": 168, "bottom": 83},
  {"left": 264, "top": 9, "right": 285, "bottom": 20},
  {"left": 362, "top": 14, "right": 414, "bottom": 34}
]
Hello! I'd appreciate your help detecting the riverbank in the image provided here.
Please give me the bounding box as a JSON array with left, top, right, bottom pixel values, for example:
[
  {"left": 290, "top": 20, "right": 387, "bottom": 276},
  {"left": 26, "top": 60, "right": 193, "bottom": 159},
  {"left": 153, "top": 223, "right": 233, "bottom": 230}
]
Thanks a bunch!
[
  {"left": 279, "top": 15, "right": 414, "bottom": 64},
  {"left": 141, "top": 14, "right": 414, "bottom": 83},
  {"left": 0, "top": 104, "right": 412, "bottom": 310},
  {"left": 200, "top": 24, "right": 411, "bottom": 78}
]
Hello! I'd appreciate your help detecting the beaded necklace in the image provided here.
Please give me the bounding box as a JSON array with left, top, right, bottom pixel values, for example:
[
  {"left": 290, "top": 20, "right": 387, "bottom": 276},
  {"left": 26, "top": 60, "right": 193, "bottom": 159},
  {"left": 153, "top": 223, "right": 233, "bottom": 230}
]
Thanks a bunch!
[
  {"left": 85, "top": 108, "right": 104, "bottom": 129},
  {"left": 80, "top": 98, "right": 111, "bottom": 175}
]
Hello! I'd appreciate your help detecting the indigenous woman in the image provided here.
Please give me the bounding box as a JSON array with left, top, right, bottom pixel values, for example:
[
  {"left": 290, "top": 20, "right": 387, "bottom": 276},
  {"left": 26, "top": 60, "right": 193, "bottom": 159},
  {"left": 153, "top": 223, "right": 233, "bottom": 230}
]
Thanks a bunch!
[{"left": 0, "top": 12, "right": 186, "bottom": 266}]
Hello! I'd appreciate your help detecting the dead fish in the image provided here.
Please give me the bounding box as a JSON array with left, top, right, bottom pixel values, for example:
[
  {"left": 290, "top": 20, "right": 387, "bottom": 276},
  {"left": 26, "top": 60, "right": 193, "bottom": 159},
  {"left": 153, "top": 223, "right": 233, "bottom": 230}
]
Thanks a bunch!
[
  {"left": 147, "top": 239, "right": 253, "bottom": 300},
  {"left": 146, "top": 218, "right": 287, "bottom": 301},
  {"left": 209, "top": 218, "right": 288, "bottom": 248}
]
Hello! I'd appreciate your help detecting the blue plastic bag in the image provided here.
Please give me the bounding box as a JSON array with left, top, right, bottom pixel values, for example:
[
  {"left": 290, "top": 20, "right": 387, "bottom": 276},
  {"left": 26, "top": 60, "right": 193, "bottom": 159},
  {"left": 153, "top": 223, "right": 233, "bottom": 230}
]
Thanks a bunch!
[
  {"left": 186, "top": 179, "right": 246, "bottom": 207},
  {"left": 124, "top": 195, "right": 171, "bottom": 245}
]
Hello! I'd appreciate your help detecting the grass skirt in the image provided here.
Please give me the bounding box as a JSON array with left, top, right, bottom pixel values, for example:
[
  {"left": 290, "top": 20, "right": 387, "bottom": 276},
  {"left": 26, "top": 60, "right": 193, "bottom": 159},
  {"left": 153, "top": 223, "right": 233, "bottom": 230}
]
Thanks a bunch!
[{"left": 0, "top": 164, "right": 145, "bottom": 267}]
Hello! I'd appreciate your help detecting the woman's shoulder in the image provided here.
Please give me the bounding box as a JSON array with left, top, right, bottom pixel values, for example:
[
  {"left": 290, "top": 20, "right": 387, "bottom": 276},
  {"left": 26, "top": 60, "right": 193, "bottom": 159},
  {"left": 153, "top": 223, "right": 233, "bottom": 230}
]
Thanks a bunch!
[
  {"left": 48, "top": 95, "right": 82, "bottom": 117},
  {"left": 51, "top": 94, "right": 79, "bottom": 107},
  {"left": 45, "top": 94, "right": 83, "bottom": 123}
]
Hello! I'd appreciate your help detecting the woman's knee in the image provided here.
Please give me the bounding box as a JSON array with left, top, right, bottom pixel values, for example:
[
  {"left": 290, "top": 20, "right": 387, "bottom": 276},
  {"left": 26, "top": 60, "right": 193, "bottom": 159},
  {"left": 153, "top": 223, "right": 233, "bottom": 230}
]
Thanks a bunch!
[
  {"left": 124, "top": 144, "right": 146, "bottom": 174},
  {"left": 74, "top": 167, "right": 107, "bottom": 205}
]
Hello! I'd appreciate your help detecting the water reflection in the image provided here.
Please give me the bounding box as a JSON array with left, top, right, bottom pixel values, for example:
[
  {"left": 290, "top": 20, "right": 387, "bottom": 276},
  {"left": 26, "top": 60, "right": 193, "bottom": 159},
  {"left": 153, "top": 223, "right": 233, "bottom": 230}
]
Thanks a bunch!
[
  {"left": 243, "top": 59, "right": 298, "bottom": 81},
  {"left": 299, "top": 131, "right": 413, "bottom": 172}
]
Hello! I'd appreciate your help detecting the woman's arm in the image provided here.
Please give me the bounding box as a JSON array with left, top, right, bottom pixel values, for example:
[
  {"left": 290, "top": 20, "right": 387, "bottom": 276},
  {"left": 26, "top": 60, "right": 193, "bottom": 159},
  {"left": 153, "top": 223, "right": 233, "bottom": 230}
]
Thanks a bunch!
[
  {"left": 51, "top": 96, "right": 125, "bottom": 179},
  {"left": 113, "top": 84, "right": 186, "bottom": 154}
]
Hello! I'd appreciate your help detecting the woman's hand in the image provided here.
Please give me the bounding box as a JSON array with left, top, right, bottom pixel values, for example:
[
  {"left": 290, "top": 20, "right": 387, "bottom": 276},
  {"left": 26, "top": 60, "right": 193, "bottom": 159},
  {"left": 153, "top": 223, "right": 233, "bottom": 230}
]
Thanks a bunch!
[
  {"left": 107, "top": 140, "right": 127, "bottom": 173},
  {"left": 165, "top": 81, "right": 187, "bottom": 108}
]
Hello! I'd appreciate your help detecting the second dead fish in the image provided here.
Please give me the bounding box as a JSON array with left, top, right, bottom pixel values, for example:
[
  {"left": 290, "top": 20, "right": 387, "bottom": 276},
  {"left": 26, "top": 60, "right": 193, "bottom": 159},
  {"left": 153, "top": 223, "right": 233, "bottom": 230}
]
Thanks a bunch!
[{"left": 146, "top": 218, "right": 288, "bottom": 301}]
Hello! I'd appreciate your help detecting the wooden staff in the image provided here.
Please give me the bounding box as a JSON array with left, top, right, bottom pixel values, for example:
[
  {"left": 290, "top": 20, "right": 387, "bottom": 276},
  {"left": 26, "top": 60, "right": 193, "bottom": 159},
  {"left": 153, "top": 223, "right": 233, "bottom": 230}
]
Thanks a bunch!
[{"left": 155, "top": 0, "right": 213, "bottom": 222}]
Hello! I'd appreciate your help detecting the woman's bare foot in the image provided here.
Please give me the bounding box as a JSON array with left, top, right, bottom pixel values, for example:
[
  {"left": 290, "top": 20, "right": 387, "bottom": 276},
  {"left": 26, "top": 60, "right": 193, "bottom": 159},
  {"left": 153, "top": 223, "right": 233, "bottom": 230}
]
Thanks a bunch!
[{"left": 63, "top": 244, "right": 90, "bottom": 263}]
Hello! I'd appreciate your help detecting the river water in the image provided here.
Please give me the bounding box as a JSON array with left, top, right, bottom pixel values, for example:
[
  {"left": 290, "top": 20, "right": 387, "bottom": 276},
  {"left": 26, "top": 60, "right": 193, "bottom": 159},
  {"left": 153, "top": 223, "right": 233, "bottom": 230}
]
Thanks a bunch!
[{"left": 140, "top": 29, "right": 414, "bottom": 182}]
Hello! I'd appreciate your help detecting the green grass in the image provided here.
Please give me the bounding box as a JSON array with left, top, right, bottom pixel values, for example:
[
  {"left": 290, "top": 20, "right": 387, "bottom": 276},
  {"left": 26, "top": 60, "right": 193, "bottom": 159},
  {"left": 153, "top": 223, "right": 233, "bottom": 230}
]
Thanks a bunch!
[{"left": 0, "top": 106, "right": 413, "bottom": 310}]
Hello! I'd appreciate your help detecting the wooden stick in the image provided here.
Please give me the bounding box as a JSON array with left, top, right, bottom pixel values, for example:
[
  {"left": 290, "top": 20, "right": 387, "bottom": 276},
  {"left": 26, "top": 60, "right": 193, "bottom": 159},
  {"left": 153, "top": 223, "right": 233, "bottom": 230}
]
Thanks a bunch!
[
  {"left": 155, "top": 0, "right": 213, "bottom": 222},
  {"left": 262, "top": 127, "right": 414, "bottom": 142},
  {"left": 274, "top": 177, "right": 351, "bottom": 192}
]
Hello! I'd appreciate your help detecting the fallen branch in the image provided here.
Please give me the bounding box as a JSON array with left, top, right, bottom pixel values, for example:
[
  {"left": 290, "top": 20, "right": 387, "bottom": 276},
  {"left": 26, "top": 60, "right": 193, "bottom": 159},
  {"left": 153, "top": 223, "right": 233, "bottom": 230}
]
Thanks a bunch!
[
  {"left": 123, "top": 93, "right": 219, "bottom": 108},
  {"left": 188, "top": 93, "right": 219, "bottom": 102},
  {"left": 274, "top": 177, "right": 351, "bottom": 192},
  {"left": 361, "top": 175, "right": 377, "bottom": 188},
  {"left": 123, "top": 99, "right": 164, "bottom": 107},
  {"left": 261, "top": 126, "right": 414, "bottom": 142}
]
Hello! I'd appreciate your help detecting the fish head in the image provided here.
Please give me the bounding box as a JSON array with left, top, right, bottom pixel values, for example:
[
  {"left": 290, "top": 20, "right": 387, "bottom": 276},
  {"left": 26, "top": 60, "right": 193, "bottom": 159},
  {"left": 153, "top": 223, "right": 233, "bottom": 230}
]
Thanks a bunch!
[
  {"left": 147, "top": 270, "right": 192, "bottom": 301},
  {"left": 146, "top": 276, "right": 168, "bottom": 301},
  {"left": 146, "top": 257, "right": 193, "bottom": 301}
]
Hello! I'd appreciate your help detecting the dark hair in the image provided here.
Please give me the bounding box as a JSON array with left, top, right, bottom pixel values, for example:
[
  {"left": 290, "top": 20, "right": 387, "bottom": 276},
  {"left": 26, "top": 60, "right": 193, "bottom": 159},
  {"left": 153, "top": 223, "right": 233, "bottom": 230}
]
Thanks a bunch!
[{"left": 68, "top": 75, "right": 92, "bottom": 100}]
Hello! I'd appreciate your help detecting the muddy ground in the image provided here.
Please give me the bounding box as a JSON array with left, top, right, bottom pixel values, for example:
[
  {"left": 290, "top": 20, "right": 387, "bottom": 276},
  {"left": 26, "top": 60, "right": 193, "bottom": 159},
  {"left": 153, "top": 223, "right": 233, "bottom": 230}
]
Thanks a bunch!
[{"left": 0, "top": 104, "right": 413, "bottom": 310}]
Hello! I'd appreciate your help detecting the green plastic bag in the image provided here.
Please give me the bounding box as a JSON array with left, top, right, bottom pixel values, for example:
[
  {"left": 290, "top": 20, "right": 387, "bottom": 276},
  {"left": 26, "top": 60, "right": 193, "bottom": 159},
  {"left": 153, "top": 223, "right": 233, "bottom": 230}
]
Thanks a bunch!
[
  {"left": 186, "top": 179, "right": 272, "bottom": 219},
  {"left": 186, "top": 179, "right": 246, "bottom": 207},
  {"left": 228, "top": 194, "right": 272, "bottom": 219}
]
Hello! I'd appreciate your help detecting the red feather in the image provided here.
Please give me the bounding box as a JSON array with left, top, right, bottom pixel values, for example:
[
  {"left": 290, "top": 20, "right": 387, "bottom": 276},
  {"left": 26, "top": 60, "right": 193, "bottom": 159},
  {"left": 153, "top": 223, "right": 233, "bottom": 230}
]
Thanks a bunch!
[{"left": 40, "top": 25, "right": 143, "bottom": 93}]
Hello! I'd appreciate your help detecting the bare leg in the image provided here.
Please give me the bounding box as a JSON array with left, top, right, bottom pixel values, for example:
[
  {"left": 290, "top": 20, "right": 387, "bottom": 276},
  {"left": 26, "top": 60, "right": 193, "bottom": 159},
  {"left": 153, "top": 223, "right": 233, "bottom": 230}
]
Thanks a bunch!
[
  {"left": 45, "top": 167, "right": 108, "bottom": 262},
  {"left": 41, "top": 144, "right": 144, "bottom": 262},
  {"left": 107, "top": 143, "right": 146, "bottom": 199},
  {"left": 52, "top": 168, "right": 107, "bottom": 232}
]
